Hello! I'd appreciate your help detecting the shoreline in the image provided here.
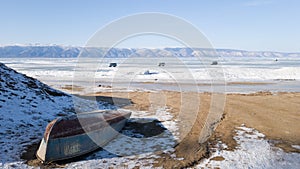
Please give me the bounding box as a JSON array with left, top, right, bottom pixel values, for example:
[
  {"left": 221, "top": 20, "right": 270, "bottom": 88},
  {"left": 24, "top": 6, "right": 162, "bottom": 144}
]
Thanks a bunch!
[
  {"left": 55, "top": 79, "right": 300, "bottom": 95},
  {"left": 80, "top": 90, "right": 300, "bottom": 168}
]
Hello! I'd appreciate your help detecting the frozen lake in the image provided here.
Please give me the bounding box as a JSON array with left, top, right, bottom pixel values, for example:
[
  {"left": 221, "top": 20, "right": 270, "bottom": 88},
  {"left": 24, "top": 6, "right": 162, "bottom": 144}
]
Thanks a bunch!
[{"left": 0, "top": 57, "right": 299, "bottom": 93}]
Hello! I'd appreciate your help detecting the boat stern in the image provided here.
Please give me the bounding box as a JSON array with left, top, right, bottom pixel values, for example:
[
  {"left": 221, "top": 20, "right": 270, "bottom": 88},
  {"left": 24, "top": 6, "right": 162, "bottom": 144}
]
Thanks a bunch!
[
  {"left": 36, "top": 118, "right": 58, "bottom": 162},
  {"left": 36, "top": 138, "right": 47, "bottom": 162}
]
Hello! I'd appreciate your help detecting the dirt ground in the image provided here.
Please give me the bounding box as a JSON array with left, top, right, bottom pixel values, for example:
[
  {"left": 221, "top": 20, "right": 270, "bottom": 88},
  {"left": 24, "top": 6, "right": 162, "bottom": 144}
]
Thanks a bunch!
[
  {"left": 212, "top": 92, "right": 300, "bottom": 153},
  {"left": 90, "top": 91, "right": 300, "bottom": 168}
]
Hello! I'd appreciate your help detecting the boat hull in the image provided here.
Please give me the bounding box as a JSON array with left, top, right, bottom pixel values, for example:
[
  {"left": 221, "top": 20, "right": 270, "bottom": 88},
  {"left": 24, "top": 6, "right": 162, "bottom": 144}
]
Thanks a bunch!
[{"left": 36, "top": 110, "right": 130, "bottom": 162}]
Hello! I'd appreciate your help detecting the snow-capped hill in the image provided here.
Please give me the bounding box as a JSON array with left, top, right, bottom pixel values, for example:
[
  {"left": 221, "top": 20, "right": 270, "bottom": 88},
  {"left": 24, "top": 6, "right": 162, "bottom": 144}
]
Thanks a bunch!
[
  {"left": 0, "top": 45, "right": 300, "bottom": 58},
  {"left": 214, "top": 49, "right": 298, "bottom": 58},
  {"left": 0, "top": 63, "right": 108, "bottom": 163},
  {"left": 0, "top": 45, "right": 80, "bottom": 58}
]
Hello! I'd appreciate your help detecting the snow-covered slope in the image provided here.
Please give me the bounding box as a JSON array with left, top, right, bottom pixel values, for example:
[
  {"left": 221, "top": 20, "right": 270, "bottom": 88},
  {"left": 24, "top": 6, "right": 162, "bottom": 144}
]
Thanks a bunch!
[
  {"left": 0, "top": 62, "right": 108, "bottom": 164},
  {"left": 0, "top": 45, "right": 299, "bottom": 58}
]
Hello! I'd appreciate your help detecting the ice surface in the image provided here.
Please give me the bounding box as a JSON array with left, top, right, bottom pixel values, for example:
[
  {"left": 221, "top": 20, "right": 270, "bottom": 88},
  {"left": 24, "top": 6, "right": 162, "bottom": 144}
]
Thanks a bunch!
[{"left": 1, "top": 57, "right": 299, "bottom": 93}]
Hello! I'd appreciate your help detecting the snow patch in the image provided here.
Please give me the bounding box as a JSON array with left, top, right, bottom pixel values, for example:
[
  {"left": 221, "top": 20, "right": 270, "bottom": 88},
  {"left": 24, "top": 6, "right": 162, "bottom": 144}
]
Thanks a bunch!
[
  {"left": 196, "top": 126, "right": 300, "bottom": 169},
  {"left": 292, "top": 145, "right": 300, "bottom": 150}
]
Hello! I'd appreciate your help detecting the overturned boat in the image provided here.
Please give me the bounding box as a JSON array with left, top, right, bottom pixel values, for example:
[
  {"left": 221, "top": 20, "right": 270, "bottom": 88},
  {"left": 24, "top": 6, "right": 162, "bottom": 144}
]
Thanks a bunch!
[{"left": 36, "top": 110, "right": 131, "bottom": 163}]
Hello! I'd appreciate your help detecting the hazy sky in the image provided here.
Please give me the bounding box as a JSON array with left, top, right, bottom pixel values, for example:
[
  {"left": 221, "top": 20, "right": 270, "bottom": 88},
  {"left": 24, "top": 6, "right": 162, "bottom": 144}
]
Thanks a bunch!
[{"left": 0, "top": 0, "right": 299, "bottom": 52}]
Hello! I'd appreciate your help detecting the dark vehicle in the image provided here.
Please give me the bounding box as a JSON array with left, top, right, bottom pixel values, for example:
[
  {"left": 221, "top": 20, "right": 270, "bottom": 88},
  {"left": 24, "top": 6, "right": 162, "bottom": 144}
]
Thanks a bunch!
[
  {"left": 109, "top": 63, "right": 117, "bottom": 67},
  {"left": 158, "top": 62, "right": 165, "bottom": 67},
  {"left": 211, "top": 61, "right": 218, "bottom": 65}
]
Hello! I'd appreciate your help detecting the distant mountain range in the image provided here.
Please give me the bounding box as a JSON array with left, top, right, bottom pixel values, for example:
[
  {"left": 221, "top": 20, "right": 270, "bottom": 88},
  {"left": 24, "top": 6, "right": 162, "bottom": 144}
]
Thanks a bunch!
[{"left": 0, "top": 45, "right": 299, "bottom": 58}]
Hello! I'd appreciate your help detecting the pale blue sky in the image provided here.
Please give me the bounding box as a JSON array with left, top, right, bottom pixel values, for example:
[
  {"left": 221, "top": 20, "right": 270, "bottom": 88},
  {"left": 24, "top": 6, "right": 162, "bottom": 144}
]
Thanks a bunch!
[{"left": 0, "top": 0, "right": 299, "bottom": 52}]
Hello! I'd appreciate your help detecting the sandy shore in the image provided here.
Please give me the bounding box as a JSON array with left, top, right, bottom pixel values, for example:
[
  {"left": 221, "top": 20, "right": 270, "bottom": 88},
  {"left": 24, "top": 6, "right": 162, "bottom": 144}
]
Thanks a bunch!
[
  {"left": 84, "top": 90, "right": 300, "bottom": 168},
  {"left": 25, "top": 85, "right": 299, "bottom": 168}
]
